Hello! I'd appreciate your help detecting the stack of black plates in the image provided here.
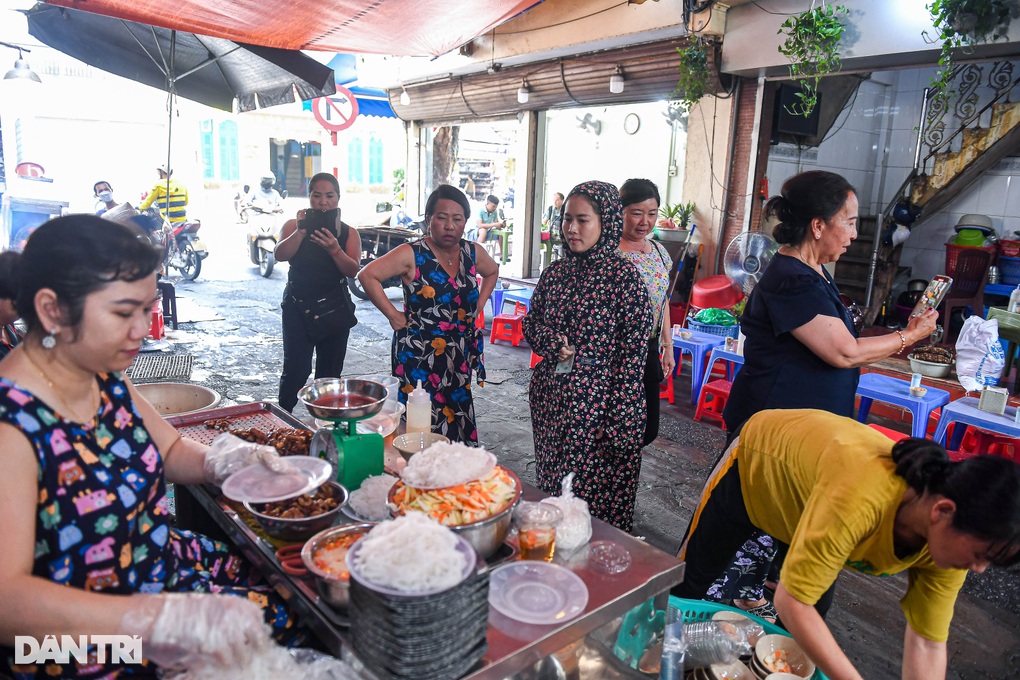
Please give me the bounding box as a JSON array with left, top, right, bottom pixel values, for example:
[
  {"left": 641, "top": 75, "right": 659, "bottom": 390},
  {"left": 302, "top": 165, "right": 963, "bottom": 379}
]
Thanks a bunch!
[{"left": 349, "top": 559, "right": 489, "bottom": 679}]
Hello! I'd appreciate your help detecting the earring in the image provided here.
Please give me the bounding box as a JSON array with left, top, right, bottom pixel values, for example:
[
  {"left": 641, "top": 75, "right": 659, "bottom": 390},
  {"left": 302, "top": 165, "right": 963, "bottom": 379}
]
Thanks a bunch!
[
  {"left": 814, "top": 232, "right": 821, "bottom": 240},
  {"left": 41, "top": 328, "right": 56, "bottom": 350}
]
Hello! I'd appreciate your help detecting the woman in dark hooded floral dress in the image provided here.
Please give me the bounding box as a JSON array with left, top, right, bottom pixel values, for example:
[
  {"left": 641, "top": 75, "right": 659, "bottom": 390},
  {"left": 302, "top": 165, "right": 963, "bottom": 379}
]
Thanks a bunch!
[{"left": 523, "top": 181, "right": 653, "bottom": 532}]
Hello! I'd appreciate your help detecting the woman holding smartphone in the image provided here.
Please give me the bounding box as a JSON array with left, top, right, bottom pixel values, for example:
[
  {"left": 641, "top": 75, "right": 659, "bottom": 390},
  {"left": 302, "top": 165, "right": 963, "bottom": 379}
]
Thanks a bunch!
[
  {"left": 274, "top": 173, "right": 362, "bottom": 412},
  {"left": 704, "top": 170, "right": 939, "bottom": 620}
]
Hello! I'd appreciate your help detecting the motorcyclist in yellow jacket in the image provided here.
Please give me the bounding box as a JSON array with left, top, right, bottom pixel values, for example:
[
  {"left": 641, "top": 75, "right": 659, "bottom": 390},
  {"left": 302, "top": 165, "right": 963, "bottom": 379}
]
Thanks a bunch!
[{"left": 140, "top": 165, "right": 188, "bottom": 224}]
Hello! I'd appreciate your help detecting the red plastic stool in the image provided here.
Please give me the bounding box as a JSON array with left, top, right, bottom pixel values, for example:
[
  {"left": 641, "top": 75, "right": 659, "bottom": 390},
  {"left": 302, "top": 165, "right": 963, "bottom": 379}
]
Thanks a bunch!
[
  {"left": 512, "top": 301, "right": 528, "bottom": 316},
  {"left": 530, "top": 351, "right": 543, "bottom": 368},
  {"left": 694, "top": 379, "right": 731, "bottom": 425},
  {"left": 490, "top": 313, "right": 525, "bottom": 347},
  {"left": 475, "top": 308, "right": 485, "bottom": 329},
  {"left": 659, "top": 373, "right": 675, "bottom": 404},
  {"left": 955, "top": 426, "right": 1018, "bottom": 461},
  {"left": 148, "top": 302, "right": 165, "bottom": 340}
]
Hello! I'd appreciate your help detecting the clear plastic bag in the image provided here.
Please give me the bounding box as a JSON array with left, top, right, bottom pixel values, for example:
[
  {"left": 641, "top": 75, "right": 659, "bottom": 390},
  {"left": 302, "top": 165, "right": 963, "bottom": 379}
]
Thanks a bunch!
[{"left": 540, "top": 473, "right": 592, "bottom": 555}]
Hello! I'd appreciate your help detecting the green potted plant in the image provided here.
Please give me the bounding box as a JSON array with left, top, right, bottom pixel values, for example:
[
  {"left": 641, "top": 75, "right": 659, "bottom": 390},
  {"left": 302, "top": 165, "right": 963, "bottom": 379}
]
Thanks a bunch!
[
  {"left": 654, "top": 201, "right": 696, "bottom": 242},
  {"left": 777, "top": 4, "right": 849, "bottom": 117},
  {"left": 676, "top": 39, "right": 713, "bottom": 114},
  {"left": 926, "top": 0, "right": 1019, "bottom": 107}
]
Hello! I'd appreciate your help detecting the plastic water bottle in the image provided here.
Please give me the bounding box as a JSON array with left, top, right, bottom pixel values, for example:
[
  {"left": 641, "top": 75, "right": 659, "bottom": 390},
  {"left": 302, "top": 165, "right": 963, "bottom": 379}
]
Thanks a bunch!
[
  {"left": 1010, "top": 284, "right": 1020, "bottom": 314},
  {"left": 406, "top": 380, "right": 432, "bottom": 435}
]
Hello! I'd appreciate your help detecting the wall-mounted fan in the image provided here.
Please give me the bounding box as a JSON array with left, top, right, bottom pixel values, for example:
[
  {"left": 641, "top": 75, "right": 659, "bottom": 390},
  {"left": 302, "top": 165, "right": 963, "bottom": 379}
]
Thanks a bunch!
[{"left": 723, "top": 231, "right": 778, "bottom": 295}]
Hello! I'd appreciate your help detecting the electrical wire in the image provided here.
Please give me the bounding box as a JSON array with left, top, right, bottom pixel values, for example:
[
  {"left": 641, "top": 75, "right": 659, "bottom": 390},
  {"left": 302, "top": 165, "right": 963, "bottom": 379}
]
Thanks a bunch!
[
  {"left": 750, "top": 1, "right": 800, "bottom": 16},
  {"left": 493, "top": 1, "right": 632, "bottom": 36}
]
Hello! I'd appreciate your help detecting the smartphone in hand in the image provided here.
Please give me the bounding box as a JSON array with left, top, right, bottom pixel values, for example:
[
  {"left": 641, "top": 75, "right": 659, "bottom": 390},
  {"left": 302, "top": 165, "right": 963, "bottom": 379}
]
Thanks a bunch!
[
  {"left": 910, "top": 275, "right": 953, "bottom": 318},
  {"left": 298, "top": 208, "right": 339, "bottom": 234}
]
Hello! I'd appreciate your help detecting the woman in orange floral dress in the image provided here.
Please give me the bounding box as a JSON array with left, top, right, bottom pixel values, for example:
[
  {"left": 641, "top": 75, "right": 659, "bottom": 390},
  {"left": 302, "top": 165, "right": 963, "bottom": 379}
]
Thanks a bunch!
[{"left": 359, "top": 185, "right": 499, "bottom": 443}]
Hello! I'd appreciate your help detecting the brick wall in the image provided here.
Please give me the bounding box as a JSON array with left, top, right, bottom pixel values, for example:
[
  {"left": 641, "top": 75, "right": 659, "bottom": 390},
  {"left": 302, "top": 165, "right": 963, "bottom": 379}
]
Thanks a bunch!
[{"left": 720, "top": 77, "right": 776, "bottom": 250}]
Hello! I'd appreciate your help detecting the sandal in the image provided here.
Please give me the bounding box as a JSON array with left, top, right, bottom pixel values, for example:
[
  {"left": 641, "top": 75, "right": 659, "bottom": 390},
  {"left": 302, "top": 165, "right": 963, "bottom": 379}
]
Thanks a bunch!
[{"left": 726, "top": 598, "right": 777, "bottom": 624}]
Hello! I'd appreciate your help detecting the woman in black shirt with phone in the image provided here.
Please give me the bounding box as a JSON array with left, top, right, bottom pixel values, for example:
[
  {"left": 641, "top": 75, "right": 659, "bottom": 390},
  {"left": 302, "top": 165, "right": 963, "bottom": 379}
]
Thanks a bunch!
[{"left": 274, "top": 173, "right": 362, "bottom": 411}]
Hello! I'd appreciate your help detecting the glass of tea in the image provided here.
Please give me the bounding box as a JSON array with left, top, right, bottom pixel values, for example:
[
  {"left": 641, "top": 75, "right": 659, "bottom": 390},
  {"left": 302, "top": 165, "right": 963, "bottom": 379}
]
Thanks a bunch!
[{"left": 515, "top": 501, "right": 563, "bottom": 562}]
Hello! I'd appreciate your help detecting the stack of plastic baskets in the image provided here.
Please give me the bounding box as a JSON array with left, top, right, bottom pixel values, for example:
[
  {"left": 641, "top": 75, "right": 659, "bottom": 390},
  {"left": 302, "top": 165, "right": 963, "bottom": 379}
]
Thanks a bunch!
[
  {"left": 686, "top": 318, "right": 740, "bottom": 339},
  {"left": 999, "top": 256, "right": 1020, "bottom": 285}
]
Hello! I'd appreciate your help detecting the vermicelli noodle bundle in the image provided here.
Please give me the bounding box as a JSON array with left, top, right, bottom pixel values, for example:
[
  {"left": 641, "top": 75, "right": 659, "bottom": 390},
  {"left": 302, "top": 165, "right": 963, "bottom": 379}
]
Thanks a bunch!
[{"left": 349, "top": 513, "right": 468, "bottom": 593}]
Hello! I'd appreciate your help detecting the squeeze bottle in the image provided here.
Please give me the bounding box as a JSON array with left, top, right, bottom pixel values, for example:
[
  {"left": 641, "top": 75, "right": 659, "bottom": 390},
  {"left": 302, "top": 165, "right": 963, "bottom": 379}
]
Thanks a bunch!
[
  {"left": 1010, "top": 284, "right": 1020, "bottom": 314},
  {"left": 406, "top": 380, "right": 432, "bottom": 434}
]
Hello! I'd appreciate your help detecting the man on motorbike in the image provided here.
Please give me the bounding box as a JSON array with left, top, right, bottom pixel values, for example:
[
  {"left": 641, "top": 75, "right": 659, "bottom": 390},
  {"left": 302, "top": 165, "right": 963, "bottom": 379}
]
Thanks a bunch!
[
  {"left": 139, "top": 165, "right": 189, "bottom": 225},
  {"left": 93, "top": 180, "right": 119, "bottom": 215},
  {"left": 247, "top": 173, "right": 283, "bottom": 211}
]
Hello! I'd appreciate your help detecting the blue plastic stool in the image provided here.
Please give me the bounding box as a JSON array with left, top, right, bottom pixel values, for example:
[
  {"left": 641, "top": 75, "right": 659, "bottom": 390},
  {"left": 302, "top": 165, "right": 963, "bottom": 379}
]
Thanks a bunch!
[
  {"left": 672, "top": 330, "right": 726, "bottom": 405},
  {"left": 700, "top": 346, "right": 745, "bottom": 393},
  {"left": 855, "top": 373, "right": 951, "bottom": 438}
]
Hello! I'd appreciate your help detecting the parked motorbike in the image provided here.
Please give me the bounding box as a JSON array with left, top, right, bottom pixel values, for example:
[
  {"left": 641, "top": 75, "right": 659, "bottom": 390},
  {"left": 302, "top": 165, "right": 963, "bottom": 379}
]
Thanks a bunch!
[
  {"left": 138, "top": 208, "right": 208, "bottom": 281},
  {"left": 346, "top": 201, "right": 426, "bottom": 299},
  {"left": 244, "top": 199, "right": 285, "bottom": 277}
]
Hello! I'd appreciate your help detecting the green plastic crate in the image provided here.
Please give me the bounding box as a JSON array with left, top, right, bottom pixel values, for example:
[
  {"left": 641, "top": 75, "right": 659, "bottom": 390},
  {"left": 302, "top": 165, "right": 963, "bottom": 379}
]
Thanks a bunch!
[{"left": 670, "top": 597, "right": 829, "bottom": 679}]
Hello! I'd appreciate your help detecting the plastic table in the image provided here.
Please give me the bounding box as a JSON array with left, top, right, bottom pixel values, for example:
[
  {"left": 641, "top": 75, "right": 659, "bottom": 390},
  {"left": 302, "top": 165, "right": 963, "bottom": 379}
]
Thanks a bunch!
[
  {"left": 855, "top": 373, "right": 951, "bottom": 438},
  {"left": 931, "top": 396, "right": 1020, "bottom": 449},
  {"left": 491, "top": 285, "right": 526, "bottom": 317},
  {"left": 672, "top": 330, "right": 726, "bottom": 405},
  {"left": 501, "top": 288, "right": 534, "bottom": 315}
]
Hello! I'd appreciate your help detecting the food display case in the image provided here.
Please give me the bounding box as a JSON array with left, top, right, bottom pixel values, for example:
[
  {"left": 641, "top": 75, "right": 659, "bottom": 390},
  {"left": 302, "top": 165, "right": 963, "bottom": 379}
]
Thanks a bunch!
[{"left": 168, "top": 402, "right": 685, "bottom": 679}]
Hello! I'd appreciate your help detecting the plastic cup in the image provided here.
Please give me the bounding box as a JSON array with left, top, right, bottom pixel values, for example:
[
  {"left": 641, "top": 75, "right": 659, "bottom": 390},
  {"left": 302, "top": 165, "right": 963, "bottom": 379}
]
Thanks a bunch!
[{"left": 515, "top": 501, "right": 562, "bottom": 562}]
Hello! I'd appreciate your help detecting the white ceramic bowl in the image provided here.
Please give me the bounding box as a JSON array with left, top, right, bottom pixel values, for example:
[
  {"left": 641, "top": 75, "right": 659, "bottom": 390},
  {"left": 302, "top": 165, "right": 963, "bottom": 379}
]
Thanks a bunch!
[
  {"left": 754, "top": 634, "right": 815, "bottom": 679},
  {"left": 908, "top": 354, "right": 952, "bottom": 379},
  {"left": 708, "top": 659, "right": 756, "bottom": 679}
]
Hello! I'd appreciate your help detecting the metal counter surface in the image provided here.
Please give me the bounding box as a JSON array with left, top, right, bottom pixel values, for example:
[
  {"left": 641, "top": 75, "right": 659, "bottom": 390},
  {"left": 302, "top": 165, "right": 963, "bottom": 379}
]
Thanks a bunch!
[{"left": 176, "top": 403, "right": 684, "bottom": 679}]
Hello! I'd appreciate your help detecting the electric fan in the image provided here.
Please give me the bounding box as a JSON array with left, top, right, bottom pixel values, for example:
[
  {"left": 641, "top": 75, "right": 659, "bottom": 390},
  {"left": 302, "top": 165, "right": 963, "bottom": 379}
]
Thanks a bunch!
[{"left": 723, "top": 232, "right": 779, "bottom": 295}]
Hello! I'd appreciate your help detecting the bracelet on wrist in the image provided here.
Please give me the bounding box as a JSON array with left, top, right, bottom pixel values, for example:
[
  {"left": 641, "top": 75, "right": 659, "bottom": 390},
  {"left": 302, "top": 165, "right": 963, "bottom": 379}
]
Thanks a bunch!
[{"left": 894, "top": 330, "right": 907, "bottom": 354}]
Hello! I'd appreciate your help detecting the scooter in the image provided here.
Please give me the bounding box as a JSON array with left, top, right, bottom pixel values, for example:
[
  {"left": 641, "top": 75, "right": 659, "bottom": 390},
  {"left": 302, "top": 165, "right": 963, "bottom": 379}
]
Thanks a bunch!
[
  {"left": 245, "top": 199, "right": 285, "bottom": 277},
  {"left": 138, "top": 208, "right": 208, "bottom": 281},
  {"left": 346, "top": 202, "right": 426, "bottom": 299}
]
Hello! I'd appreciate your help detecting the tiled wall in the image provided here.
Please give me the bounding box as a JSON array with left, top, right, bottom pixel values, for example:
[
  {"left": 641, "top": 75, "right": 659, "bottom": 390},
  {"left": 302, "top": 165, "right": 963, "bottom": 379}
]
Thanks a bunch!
[{"left": 765, "top": 63, "right": 1020, "bottom": 285}]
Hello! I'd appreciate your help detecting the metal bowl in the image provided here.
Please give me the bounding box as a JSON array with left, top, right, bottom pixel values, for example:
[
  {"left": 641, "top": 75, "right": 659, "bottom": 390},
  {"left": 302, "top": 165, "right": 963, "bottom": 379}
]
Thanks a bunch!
[
  {"left": 387, "top": 466, "right": 522, "bottom": 559},
  {"left": 908, "top": 354, "right": 953, "bottom": 379},
  {"left": 243, "top": 481, "right": 349, "bottom": 542},
  {"left": 301, "top": 523, "right": 374, "bottom": 613},
  {"left": 298, "top": 378, "right": 387, "bottom": 421},
  {"left": 391, "top": 432, "right": 450, "bottom": 461}
]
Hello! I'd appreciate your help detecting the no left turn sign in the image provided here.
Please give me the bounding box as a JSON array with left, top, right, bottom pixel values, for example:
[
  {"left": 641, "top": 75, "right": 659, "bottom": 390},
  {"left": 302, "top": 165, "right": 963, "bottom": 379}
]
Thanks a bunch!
[{"left": 312, "top": 87, "right": 359, "bottom": 132}]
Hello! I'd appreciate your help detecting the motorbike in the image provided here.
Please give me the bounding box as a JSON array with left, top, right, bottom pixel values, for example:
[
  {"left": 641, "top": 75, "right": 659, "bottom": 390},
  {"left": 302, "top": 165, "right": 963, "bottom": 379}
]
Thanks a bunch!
[
  {"left": 346, "top": 201, "right": 426, "bottom": 299},
  {"left": 243, "top": 198, "right": 285, "bottom": 278},
  {"left": 138, "top": 208, "right": 208, "bottom": 281}
]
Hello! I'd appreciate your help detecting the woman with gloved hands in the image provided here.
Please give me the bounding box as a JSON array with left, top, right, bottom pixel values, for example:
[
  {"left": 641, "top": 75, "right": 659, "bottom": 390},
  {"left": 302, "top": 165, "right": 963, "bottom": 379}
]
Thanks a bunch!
[{"left": 0, "top": 216, "right": 301, "bottom": 679}]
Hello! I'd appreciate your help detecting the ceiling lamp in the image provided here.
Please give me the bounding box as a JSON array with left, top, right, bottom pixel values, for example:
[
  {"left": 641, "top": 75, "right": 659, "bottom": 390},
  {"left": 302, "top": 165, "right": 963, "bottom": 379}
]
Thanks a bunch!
[
  {"left": 609, "top": 67, "right": 624, "bottom": 94},
  {"left": 3, "top": 45, "right": 41, "bottom": 83},
  {"left": 517, "top": 80, "right": 530, "bottom": 105},
  {"left": 399, "top": 88, "right": 410, "bottom": 106}
]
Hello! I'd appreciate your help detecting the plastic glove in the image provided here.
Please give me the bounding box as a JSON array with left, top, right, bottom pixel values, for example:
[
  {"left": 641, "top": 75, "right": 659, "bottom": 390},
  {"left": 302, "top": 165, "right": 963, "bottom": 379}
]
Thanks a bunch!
[
  {"left": 120, "top": 592, "right": 272, "bottom": 671},
  {"left": 202, "top": 432, "right": 297, "bottom": 486}
]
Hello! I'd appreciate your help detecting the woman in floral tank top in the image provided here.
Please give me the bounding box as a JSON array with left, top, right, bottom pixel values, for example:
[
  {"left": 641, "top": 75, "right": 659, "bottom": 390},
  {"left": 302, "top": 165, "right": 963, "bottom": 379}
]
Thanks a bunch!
[{"left": 0, "top": 216, "right": 301, "bottom": 679}]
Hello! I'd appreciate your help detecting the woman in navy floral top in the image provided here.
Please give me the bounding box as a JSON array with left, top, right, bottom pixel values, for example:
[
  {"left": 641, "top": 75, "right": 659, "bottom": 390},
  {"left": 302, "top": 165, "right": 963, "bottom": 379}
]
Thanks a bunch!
[
  {"left": 523, "top": 181, "right": 653, "bottom": 532},
  {"left": 359, "top": 184, "right": 500, "bottom": 443},
  {"left": 0, "top": 216, "right": 299, "bottom": 679}
]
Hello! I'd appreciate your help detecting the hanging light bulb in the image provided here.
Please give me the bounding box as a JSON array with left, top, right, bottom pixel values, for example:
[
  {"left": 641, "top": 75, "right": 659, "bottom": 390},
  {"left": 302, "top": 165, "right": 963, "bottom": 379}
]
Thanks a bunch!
[
  {"left": 517, "top": 80, "right": 530, "bottom": 105},
  {"left": 3, "top": 46, "right": 42, "bottom": 83},
  {"left": 609, "top": 66, "right": 624, "bottom": 94},
  {"left": 399, "top": 88, "right": 410, "bottom": 106}
]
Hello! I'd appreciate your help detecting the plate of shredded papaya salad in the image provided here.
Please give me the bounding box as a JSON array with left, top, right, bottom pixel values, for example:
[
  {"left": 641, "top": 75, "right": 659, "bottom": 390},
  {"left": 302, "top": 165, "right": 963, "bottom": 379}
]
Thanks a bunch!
[{"left": 388, "top": 466, "right": 519, "bottom": 526}]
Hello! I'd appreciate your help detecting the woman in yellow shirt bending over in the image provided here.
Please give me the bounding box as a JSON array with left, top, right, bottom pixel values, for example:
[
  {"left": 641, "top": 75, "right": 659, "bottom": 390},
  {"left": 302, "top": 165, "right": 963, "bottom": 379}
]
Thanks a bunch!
[{"left": 673, "top": 409, "right": 1020, "bottom": 680}]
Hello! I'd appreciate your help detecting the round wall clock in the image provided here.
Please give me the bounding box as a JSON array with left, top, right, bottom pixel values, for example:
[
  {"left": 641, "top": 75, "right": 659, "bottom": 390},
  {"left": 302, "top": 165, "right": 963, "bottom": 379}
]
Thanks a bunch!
[{"left": 624, "top": 113, "right": 640, "bottom": 135}]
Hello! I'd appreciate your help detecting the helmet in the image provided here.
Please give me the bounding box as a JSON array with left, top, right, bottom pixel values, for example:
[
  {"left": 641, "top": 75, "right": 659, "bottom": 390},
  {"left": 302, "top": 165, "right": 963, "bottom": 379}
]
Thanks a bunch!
[
  {"left": 157, "top": 164, "right": 172, "bottom": 177},
  {"left": 259, "top": 172, "right": 276, "bottom": 190}
]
